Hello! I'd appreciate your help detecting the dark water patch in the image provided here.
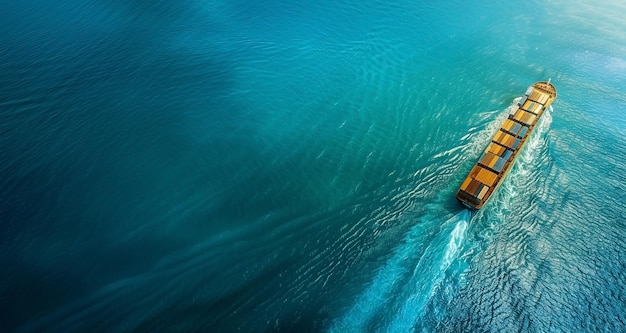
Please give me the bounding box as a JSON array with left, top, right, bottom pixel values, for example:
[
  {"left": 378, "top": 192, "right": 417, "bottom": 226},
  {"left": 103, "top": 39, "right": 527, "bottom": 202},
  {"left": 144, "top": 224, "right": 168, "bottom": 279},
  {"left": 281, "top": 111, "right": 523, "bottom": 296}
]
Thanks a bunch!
[{"left": 0, "top": 1, "right": 249, "bottom": 330}]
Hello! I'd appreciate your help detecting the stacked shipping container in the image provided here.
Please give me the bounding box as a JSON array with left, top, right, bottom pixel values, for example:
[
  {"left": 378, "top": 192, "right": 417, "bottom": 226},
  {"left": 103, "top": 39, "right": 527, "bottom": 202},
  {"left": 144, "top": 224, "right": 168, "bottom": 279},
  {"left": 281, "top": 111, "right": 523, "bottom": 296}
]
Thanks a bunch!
[{"left": 456, "top": 81, "right": 557, "bottom": 209}]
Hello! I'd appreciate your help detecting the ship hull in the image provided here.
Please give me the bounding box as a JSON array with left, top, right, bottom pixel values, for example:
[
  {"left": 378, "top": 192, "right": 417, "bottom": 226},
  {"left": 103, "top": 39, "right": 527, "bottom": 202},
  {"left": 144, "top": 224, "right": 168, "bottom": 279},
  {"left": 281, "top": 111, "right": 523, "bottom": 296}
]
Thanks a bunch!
[{"left": 456, "top": 81, "right": 557, "bottom": 210}]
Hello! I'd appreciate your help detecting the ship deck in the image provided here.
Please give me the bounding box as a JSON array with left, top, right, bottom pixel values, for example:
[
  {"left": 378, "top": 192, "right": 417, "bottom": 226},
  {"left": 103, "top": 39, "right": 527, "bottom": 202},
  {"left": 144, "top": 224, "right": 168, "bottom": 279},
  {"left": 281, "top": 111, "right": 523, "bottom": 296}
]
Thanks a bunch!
[{"left": 456, "top": 81, "right": 557, "bottom": 210}]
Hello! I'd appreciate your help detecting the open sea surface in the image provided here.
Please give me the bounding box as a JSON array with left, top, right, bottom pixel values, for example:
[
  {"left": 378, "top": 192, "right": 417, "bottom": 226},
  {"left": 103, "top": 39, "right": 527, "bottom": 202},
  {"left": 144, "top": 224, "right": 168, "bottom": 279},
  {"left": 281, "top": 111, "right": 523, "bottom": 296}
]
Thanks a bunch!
[{"left": 1, "top": 0, "right": 625, "bottom": 332}]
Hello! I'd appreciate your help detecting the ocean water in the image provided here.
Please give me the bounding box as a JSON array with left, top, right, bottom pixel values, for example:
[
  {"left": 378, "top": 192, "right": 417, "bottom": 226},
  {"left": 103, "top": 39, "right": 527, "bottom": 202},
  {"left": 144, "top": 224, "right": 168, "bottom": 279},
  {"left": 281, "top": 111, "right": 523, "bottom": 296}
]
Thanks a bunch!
[{"left": 1, "top": 0, "right": 625, "bottom": 332}]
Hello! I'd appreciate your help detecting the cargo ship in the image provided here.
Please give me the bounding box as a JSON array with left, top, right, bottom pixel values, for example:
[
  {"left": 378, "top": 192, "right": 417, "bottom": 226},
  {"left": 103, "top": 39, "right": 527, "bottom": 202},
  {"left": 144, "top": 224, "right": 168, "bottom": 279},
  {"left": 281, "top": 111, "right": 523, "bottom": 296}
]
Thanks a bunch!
[{"left": 456, "top": 81, "right": 557, "bottom": 210}]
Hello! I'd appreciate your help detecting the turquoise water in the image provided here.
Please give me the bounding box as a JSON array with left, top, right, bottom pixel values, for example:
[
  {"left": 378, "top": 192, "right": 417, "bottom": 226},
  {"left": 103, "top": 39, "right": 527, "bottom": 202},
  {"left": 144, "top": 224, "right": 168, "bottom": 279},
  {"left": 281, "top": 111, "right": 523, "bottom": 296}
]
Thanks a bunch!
[{"left": 1, "top": 0, "right": 625, "bottom": 332}]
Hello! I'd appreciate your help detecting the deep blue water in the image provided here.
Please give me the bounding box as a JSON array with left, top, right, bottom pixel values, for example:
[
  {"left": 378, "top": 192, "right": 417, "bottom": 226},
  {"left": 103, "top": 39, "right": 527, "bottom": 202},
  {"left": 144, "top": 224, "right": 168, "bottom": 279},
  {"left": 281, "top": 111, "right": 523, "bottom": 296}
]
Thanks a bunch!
[{"left": 1, "top": 0, "right": 625, "bottom": 332}]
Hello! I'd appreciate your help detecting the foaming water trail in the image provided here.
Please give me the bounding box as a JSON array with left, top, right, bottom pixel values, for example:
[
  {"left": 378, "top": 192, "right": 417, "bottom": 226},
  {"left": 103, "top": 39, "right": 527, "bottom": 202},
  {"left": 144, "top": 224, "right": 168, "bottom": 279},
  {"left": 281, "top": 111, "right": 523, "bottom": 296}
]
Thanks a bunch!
[
  {"left": 329, "top": 210, "right": 470, "bottom": 333},
  {"left": 386, "top": 211, "right": 469, "bottom": 333}
]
